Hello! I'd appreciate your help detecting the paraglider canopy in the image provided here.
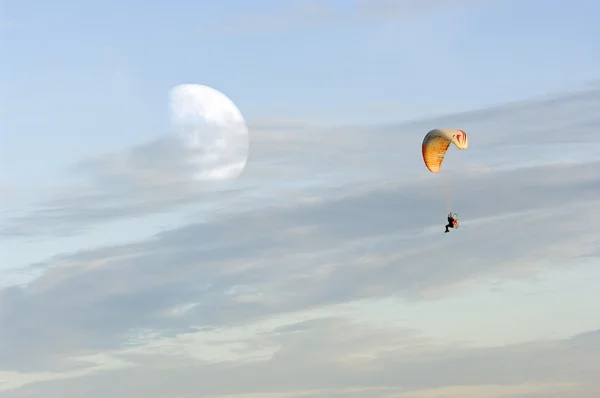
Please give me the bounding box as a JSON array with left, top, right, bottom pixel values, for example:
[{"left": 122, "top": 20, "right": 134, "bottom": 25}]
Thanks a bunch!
[{"left": 421, "top": 129, "right": 468, "bottom": 173}]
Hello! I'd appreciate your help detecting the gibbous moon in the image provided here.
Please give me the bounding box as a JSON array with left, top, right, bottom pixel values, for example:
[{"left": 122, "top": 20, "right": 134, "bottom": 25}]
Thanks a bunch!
[{"left": 169, "top": 84, "right": 249, "bottom": 182}]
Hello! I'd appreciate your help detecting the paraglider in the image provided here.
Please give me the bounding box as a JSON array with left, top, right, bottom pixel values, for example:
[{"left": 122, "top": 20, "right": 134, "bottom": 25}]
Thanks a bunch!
[
  {"left": 421, "top": 129, "right": 468, "bottom": 233},
  {"left": 445, "top": 212, "right": 459, "bottom": 233}
]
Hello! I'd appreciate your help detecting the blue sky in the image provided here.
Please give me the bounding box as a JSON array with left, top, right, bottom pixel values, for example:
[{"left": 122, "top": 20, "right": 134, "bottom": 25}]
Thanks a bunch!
[
  {"left": 3, "top": 0, "right": 600, "bottom": 184},
  {"left": 1, "top": 1, "right": 600, "bottom": 397}
]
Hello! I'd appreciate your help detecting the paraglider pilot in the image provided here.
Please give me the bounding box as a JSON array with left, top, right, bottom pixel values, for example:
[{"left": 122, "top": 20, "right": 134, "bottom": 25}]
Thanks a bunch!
[{"left": 445, "top": 213, "right": 457, "bottom": 233}]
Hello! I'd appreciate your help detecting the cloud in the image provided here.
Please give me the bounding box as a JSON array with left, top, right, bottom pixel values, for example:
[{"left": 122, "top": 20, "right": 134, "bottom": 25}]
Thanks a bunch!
[
  {"left": 1, "top": 156, "right": 599, "bottom": 370},
  {"left": 214, "top": 0, "right": 489, "bottom": 36},
  {"left": 0, "top": 21, "right": 18, "bottom": 30},
  {"left": 0, "top": 185, "right": 13, "bottom": 202},
  {"left": 1, "top": 83, "right": 600, "bottom": 397},
  {"left": 356, "top": 0, "right": 486, "bottom": 21},
  {"left": 2, "top": 85, "right": 600, "bottom": 238},
  {"left": 0, "top": 135, "right": 246, "bottom": 238},
  {"left": 1, "top": 317, "right": 598, "bottom": 397},
  {"left": 219, "top": 1, "right": 345, "bottom": 35}
]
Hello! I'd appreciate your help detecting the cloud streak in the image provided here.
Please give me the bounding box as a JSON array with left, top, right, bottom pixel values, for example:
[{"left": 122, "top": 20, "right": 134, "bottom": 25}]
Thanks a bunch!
[
  {"left": 213, "top": 0, "right": 492, "bottom": 35},
  {"left": 3, "top": 85, "right": 600, "bottom": 238},
  {"left": 2, "top": 318, "right": 598, "bottom": 397},
  {"left": 1, "top": 84, "right": 600, "bottom": 397}
]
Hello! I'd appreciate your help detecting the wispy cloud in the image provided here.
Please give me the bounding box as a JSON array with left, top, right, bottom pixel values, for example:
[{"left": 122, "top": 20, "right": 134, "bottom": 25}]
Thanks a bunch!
[
  {"left": 1, "top": 84, "right": 600, "bottom": 397},
  {"left": 0, "top": 20, "right": 19, "bottom": 30},
  {"left": 356, "top": 0, "right": 487, "bottom": 21},
  {"left": 215, "top": 0, "right": 491, "bottom": 35},
  {"left": 1, "top": 317, "right": 598, "bottom": 396},
  {"left": 2, "top": 85, "right": 600, "bottom": 238},
  {"left": 2, "top": 158, "right": 598, "bottom": 371}
]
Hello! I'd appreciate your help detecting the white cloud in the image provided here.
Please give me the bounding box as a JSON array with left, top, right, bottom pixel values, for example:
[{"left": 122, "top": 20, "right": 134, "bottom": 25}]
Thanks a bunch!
[
  {"left": 355, "top": 0, "right": 487, "bottom": 20},
  {"left": 1, "top": 85, "right": 600, "bottom": 397},
  {"left": 213, "top": 0, "right": 490, "bottom": 36},
  {"left": 4, "top": 84, "right": 600, "bottom": 239}
]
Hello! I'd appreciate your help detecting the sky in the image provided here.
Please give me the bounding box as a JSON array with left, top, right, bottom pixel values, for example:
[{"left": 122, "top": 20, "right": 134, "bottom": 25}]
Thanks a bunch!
[{"left": 1, "top": 0, "right": 600, "bottom": 397}]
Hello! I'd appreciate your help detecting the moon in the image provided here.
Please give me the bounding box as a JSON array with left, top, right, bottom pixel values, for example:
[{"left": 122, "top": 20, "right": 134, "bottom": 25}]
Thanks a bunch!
[{"left": 169, "top": 84, "right": 249, "bottom": 182}]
